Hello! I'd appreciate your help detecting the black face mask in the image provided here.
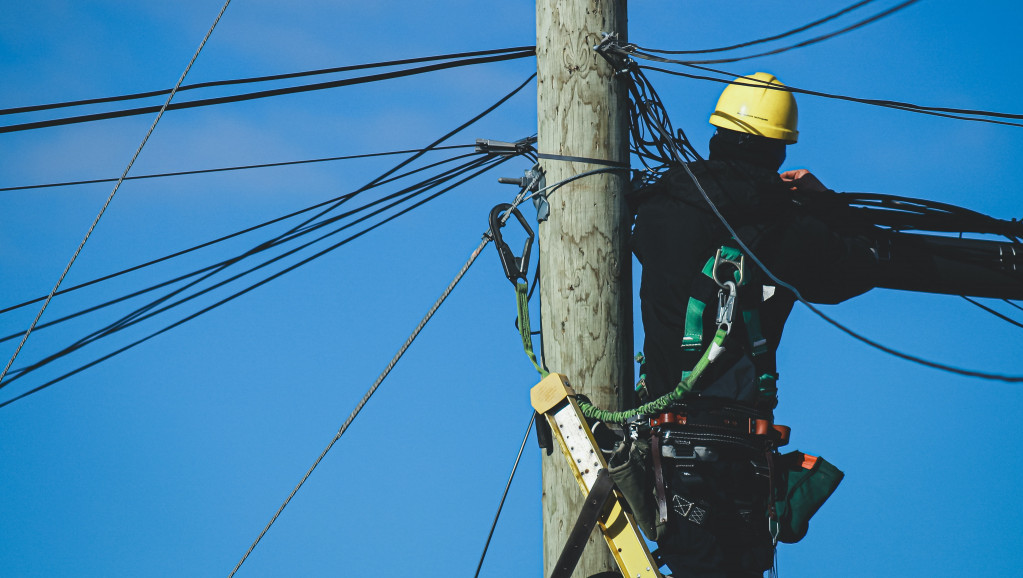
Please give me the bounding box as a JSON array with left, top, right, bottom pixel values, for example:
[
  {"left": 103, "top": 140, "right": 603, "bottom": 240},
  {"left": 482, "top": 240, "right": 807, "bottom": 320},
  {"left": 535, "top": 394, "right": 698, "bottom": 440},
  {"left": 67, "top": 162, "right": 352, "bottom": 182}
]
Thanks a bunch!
[{"left": 708, "top": 128, "right": 787, "bottom": 172}]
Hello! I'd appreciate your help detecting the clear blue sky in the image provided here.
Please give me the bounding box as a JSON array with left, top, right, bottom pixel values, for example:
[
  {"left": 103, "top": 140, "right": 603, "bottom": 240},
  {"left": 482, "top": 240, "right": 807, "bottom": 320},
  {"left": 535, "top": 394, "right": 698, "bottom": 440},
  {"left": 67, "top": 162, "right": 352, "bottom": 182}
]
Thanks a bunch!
[{"left": 2, "top": 1, "right": 1022, "bottom": 576}]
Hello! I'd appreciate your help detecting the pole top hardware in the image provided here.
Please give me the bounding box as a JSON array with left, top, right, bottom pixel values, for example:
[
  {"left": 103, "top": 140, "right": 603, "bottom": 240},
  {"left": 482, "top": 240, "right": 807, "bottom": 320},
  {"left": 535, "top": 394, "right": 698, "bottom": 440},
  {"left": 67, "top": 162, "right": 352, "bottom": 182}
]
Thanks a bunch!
[
  {"left": 488, "top": 203, "right": 535, "bottom": 285},
  {"left": 475, "top": 136, "right": 537, "bottom": 156},
  {"left": 593, "top": 32, "right": 636, "bottom": 75}
]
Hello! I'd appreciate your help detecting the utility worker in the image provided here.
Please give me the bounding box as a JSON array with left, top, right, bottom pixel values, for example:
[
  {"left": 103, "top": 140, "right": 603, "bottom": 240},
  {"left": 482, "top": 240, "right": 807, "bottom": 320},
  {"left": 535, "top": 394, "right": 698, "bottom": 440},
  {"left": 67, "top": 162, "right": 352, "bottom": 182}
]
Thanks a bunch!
[{"left": 629, "top": 73, "right": 878, "bottom": 577}]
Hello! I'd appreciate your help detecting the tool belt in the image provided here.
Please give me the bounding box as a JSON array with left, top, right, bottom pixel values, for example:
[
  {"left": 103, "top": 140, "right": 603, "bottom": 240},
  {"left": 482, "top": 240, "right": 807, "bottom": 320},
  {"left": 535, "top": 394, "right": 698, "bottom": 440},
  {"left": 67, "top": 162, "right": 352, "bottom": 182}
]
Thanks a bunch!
[{"left": 609, "top": 401, "right": 788, "bottom": 543}]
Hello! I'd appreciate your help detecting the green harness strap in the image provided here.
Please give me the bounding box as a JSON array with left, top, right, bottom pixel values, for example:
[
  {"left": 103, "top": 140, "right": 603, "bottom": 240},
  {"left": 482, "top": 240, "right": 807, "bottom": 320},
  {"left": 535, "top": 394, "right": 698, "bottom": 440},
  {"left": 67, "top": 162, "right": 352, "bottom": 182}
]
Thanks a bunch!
[
  {"left": 682, "top": 244, "right": 768, "bottom": 358},
  {"left": 516, "top": 281, "right": 549, "bottom": 378}
]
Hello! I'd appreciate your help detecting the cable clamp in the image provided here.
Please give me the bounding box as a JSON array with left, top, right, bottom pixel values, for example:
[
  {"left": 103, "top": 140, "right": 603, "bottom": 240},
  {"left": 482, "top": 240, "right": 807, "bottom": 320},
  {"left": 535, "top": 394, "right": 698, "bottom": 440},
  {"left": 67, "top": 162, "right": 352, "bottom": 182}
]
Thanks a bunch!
[
  {"left": 498, "top": 164, "right": 548, "bottom": 222},
  {"left": 475, "top": 136, "right": 537, "bottom": 156},
  {"left": 593, "top": 32, "right": 636, "bottom": 75}
]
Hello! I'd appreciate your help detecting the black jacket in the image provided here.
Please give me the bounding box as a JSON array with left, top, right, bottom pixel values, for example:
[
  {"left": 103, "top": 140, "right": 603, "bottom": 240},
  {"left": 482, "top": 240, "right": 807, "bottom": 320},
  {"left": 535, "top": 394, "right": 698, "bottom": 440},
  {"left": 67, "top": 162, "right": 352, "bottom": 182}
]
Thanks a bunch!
[{"left": 631, "top": 159, "right": 878, "bottom": 400}]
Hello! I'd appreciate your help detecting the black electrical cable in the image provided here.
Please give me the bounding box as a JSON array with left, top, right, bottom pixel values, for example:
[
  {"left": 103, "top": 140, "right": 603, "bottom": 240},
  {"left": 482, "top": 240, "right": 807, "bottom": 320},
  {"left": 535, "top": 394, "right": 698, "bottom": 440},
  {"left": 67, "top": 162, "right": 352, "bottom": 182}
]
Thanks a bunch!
[
  {"left": 0, "top": 0, "right": 233, "bottom": 390},
  {"left": 638, "top": 63, "right": 1023, "bottom": 129},
  {"left": 616, "top": 61, "right": 1023, "bottom": 382},
  {"left": 635, "top": 0, "right": 920, "bottom": 65},
  {"left": 0, "top": 145, "right": 475, "bottom": 193},
  {"left": 643, "top": 0, "right": 878, "bottom": 55},
  {"left": 1, "top": 74, "right": 537, "bottom": 396},
  {"left": 0, "top": 47, "right": 535, "bottom": 116},
  {"left": 0, "top": 155, "right": 515, "bottom": 407},
  {"left": 473, "top": 412, "right": 534, "bottom": 578},
  {"left": 0, "top": 154, "right": 508, "bottom": 387},
  {"left": 1, "top": 72, "right": 535, "bottom": 319},
  {"left": 0, "top": 151, "right": 481, "bottom": 323},
  {"left": 0, "top": 151, "right": 486, "bottom": 345},
  {"left": 0, "top": 50, "right": 535, "bottom": 134},
  {"left": 962, "top": 296, "right": 1023, "bottom": 330}
]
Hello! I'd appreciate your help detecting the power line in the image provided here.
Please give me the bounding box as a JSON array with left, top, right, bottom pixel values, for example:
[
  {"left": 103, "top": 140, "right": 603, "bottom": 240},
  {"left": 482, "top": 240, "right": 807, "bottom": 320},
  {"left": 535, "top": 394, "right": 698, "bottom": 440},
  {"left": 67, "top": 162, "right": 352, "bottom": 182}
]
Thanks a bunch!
[
  {"left": 1, "top": 72, "right": 535, "bottom": 322},
  {"left": 0, "top": 153, "right": 448, "bottom": 317},
  {"left": 0, "top": 155, "right": 516, "bottom": 408},
  {"left": 0, "top": 50, "right": 535, "bottom": 134},
  {"left": 0, "top": 152, "right": 485, "bottom": 346},
  {"left": 0, "top": 144, "right": 475, "bottom": 192},
  {"left": 642, "top": 0, "right": 878, "bottom": 55},
  {"left": 0, "top": 154, "right": 508, "bottom": 389},
  {"left": 473, "top": 412, "right": 534, "bottom": 578},
  {"left": 633, "top": 0, "right": 920, "bottom": 65},
  {"left": 962, "top": 296, "right": 1023, "bottom": 330},
  {"left": 0, "top": 0, "right": 235, "bottom": 388},
  {"left": 0, "top": 47, "right": 535, "bottom": 116},
  {"left": 635, "top": 62, "right": 1023, "bottom": 129}
]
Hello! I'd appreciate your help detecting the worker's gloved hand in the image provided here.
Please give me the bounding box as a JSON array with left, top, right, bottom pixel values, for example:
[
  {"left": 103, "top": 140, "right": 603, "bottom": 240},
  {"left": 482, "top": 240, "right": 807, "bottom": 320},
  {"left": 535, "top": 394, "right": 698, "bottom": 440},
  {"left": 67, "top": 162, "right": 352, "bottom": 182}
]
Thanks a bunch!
[{"left": 780, "top": 169, "right": 830, "bottom": 193}]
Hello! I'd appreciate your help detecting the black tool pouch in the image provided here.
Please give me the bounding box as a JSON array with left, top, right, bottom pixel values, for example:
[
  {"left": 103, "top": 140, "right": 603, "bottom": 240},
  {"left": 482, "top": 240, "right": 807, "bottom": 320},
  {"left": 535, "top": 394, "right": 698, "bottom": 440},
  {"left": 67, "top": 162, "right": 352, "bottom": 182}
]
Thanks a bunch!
[
  {"left": 773, "top": 450, "right": 844, "bottom": 543},
  {"left": 608, "top": 438, "right": 667, "bottom": 542}
]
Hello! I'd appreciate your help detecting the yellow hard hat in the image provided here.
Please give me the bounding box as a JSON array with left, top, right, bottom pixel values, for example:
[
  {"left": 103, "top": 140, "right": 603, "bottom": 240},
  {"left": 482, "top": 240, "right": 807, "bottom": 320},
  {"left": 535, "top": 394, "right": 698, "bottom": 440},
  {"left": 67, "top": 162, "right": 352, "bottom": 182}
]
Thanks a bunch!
[{"left": 709, "top": 72, "right": 798, "bottom": 143}]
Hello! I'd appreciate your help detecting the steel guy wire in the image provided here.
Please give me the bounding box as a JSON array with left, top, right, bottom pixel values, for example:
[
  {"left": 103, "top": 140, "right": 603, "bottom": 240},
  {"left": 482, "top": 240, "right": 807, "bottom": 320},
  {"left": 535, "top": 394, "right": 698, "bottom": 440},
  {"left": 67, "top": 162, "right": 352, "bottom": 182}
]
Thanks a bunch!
[
  {"left": 0, "top": 47, "right": 535, "bottom": 116},
  {"left": 0, "top": 155, "right": 510, "bottom": 390},
  {"left": 0, "top": 0, "right": 234, "bottom": 388},
  {"left": 227, "top": 167, "right": 536, "bottom": 576}
]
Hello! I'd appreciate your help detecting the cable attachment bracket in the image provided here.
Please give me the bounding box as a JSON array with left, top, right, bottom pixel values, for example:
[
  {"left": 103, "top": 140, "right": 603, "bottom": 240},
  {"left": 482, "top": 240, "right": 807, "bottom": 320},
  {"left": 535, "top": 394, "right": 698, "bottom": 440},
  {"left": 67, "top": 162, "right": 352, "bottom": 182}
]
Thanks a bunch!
[
  {"left": 498, "top": 163, "right": 548, "bottom": 222},
  {"left": 593, "top": 32, "right": 636, "bottom": 75},
  {"left": 488, "top": 203, "right": 534, "bottom": 285},
  {"left": 476, "top": 136, "right": 537, "bottom": 156}
]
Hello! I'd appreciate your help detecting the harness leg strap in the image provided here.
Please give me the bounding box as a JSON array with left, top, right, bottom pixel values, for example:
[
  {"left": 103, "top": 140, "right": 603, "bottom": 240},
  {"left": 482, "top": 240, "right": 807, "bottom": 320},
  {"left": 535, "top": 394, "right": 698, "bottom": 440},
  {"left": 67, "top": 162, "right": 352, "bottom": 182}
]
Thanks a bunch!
[
  {"left": 550, "top": 468, "right": 616, "bottom": 578},
  {"left": 650, "top": 430, "right": 669, "bottom": 527}
]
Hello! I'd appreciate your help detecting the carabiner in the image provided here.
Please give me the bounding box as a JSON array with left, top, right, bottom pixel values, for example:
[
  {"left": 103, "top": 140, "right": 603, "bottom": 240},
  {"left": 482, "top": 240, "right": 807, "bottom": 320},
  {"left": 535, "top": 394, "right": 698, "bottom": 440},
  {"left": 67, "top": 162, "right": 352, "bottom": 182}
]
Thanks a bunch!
[
  {"left": 488, "top": 203, "right": 535, "bottom": 285},
  {"left": 716, "top": 280, "right": 737, "bottom": 333}
]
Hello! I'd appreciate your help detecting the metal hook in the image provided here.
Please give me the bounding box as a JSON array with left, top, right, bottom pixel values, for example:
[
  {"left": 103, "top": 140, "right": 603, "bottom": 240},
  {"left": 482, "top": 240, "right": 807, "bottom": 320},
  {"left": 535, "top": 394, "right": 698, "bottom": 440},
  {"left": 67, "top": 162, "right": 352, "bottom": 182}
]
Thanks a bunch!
[{"left": 488, "top": 203, "right": 534, "bottom": 285}]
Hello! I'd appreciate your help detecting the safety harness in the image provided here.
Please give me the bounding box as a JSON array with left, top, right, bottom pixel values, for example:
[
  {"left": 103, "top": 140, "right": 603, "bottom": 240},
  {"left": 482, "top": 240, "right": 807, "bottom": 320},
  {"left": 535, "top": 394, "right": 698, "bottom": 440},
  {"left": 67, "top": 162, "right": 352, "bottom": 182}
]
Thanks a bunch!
[{"left": 672, "top": 242, "right": 778, "bottom": 406}]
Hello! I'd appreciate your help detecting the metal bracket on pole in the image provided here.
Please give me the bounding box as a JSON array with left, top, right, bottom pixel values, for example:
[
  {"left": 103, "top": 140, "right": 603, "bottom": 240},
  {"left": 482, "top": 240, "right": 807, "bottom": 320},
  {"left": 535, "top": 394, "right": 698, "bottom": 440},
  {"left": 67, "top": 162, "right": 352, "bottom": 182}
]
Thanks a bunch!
[{"left": 530, "top": 373, "right": 662, "bottom": 578}]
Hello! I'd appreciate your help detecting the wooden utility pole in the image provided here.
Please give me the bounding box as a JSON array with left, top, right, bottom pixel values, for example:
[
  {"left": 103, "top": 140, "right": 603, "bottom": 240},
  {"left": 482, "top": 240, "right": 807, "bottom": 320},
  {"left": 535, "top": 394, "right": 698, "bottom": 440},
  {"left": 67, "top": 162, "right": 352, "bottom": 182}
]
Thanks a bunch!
[{"left": 536, "top": 1, "right": 632, "bottom": 576}]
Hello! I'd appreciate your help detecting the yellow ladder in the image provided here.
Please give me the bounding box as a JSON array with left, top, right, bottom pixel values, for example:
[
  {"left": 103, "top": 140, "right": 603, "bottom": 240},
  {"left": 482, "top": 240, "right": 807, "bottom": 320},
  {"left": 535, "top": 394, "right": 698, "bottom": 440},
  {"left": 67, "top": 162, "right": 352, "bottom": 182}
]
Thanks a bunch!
[{"left": 531, "top": 373, "right": 662, "bottom": 578}]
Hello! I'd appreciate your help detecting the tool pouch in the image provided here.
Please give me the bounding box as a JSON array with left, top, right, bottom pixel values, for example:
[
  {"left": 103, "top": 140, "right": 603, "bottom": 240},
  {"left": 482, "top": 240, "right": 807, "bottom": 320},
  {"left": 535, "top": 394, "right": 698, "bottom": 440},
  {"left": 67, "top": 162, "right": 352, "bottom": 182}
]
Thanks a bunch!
[
  {"left": 608, "top": 438, "right": 667, "bottom": 542},
  {"left": 773, "top": 450, "right": 844, "bottom": 543}
]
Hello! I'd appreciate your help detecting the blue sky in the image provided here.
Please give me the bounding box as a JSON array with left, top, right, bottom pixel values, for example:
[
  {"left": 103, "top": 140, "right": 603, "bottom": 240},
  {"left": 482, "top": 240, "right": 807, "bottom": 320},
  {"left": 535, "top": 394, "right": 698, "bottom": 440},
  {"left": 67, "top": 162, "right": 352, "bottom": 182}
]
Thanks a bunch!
[{"left": 2, "top": 1, "right": 1022, "bottom": 576}]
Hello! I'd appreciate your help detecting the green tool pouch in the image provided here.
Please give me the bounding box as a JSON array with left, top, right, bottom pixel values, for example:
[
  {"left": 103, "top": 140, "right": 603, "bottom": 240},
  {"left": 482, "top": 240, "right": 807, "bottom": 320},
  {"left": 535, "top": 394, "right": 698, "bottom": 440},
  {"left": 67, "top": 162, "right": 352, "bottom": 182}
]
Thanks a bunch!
[
  {"left": 608, "top": 438, "right": 667, "bottom": 542},
  {"left": 773, "top": 450, "right": 844, "bottom": 543}
]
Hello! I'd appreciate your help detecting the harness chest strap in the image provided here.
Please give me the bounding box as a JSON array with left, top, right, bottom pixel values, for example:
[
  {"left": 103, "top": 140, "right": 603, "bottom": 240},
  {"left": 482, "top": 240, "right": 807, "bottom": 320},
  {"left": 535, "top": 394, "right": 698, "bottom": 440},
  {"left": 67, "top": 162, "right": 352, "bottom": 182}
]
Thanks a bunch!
[{"left": 681, "top": 244, "right": 768, "bottom": 358}]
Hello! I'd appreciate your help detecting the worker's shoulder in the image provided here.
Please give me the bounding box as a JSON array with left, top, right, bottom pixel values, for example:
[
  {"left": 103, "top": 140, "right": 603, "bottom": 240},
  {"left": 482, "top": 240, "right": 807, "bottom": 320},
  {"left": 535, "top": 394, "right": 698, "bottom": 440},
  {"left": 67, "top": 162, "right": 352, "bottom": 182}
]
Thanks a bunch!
[{"left": 635, "top": 160, "right": 778, "bottom": 209}]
